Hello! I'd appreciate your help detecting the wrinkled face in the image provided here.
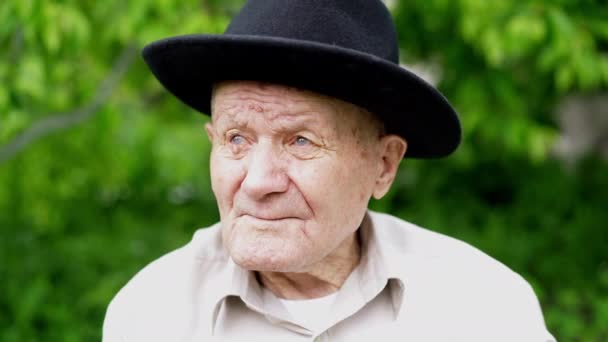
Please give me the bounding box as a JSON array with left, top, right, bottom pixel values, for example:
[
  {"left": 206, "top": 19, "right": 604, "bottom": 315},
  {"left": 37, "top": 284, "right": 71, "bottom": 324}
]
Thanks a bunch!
[{"left": 206, "top": 81, "right": 390, "bottom": 272}]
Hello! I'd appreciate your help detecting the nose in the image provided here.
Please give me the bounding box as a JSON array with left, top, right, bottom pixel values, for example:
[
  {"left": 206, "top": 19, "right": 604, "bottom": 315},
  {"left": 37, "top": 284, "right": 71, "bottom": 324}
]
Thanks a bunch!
[{"left": 241, "top": 141, "right": 289, "bottom": 199}]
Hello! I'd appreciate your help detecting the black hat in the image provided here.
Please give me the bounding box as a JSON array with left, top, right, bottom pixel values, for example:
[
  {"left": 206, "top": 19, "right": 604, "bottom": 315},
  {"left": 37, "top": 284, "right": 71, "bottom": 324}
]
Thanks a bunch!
[{"left": 142, "top": 0, "right": 461, "bottom": 158}]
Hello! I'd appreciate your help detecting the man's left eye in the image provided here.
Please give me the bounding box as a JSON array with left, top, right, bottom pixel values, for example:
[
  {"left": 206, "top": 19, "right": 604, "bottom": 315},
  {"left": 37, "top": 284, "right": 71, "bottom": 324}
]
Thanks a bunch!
[{"left": 294, "top": 136, "right": 310, "bottom": 146}]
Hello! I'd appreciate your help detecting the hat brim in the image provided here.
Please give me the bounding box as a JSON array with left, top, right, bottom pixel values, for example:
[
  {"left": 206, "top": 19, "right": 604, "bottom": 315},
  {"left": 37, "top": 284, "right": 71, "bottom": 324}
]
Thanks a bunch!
[{"left": 142, "top": 34, "right": 461, "bottom": 158}]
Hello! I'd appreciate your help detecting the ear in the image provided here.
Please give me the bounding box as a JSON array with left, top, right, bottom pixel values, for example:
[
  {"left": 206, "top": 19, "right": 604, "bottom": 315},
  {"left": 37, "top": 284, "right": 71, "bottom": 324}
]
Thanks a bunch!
[
  {"left": 372, "top": 135, "right": 407, "bottom": 199},
  {"left": 204, "top": 122, "right": 215, "bottom": 144}
]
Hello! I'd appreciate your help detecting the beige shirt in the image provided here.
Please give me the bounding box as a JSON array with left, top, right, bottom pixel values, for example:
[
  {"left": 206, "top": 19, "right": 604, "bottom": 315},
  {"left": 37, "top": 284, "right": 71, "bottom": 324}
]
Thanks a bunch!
[{"left": 103, "top": 211, "right": 556, "bottom": 341}]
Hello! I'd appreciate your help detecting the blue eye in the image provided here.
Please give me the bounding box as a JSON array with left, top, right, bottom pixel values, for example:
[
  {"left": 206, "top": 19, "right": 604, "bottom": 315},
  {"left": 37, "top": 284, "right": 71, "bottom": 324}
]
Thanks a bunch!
[
  {"left": 230, "top": 134, "right": 246, "bottom": 145},
  {"left": 294, "top": 136, "right": 310, "bottom": 146}
]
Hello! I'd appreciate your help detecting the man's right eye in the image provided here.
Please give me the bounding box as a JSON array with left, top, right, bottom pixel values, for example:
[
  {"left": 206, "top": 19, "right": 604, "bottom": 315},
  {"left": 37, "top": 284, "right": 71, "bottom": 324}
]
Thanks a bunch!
[{"left": 229, "top": 134, "right": 246, "bottom": 145}]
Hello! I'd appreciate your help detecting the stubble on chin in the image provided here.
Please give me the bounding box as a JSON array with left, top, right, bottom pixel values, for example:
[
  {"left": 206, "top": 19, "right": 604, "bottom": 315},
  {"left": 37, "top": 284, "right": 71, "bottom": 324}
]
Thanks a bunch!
[{"left": 222, "top": 218, "right": 310, "bottom": 272}]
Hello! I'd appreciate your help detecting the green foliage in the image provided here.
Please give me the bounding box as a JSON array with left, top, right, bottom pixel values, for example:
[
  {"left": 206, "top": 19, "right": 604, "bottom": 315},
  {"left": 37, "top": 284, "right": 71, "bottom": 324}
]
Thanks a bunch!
[{"left": 1, "top": 0, "right": 606, "bottom": 340}]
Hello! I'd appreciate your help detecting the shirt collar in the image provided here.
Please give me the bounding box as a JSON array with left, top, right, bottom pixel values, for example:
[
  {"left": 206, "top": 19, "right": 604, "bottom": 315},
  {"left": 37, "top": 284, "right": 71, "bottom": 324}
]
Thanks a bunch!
[
  {"left": 356, "top": 211, "right": 407, "bottom": 316},
  {"left": 205, "top": 255, "right": 262, "bottom": 335}
]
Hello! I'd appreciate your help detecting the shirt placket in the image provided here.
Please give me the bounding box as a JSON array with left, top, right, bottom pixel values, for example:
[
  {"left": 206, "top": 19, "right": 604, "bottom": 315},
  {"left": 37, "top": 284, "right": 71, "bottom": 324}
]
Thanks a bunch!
[{"left": 313, "top": 330, "right": 330, "bottom": 342}]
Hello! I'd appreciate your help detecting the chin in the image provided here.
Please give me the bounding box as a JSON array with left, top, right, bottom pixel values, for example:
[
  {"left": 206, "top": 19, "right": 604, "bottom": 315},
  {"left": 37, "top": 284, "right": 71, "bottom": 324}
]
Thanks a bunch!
[
  {"left": 230, "top": 248, "right": 305, "bottom": 272},
  {"left": 224, "top": 219, "right": 311, "bottom": 272}
]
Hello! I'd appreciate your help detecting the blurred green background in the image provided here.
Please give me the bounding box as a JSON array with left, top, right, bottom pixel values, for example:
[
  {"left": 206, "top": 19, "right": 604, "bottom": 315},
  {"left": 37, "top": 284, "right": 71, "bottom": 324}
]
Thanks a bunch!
[{"left": 1, "top": 0, "right": 607, "bottom": 340}]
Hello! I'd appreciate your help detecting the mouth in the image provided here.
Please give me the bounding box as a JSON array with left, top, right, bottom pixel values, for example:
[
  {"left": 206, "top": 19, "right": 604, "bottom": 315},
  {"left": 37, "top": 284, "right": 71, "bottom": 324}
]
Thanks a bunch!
[{"left": 240, "top": 213, "right": 299, "bottom": 222}]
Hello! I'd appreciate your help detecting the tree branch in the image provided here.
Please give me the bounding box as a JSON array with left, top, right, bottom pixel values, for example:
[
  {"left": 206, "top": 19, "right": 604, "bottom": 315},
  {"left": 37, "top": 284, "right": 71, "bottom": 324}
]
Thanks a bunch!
[{"left": 0, "top": 44, "right": 138, "bottom": 165}]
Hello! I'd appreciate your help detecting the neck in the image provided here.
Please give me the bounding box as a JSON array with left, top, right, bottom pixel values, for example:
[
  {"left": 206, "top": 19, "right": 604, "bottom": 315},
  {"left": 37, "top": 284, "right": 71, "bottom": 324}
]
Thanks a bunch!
[{"left": 257, "top": 231, "right": 361, "bottom": 300}]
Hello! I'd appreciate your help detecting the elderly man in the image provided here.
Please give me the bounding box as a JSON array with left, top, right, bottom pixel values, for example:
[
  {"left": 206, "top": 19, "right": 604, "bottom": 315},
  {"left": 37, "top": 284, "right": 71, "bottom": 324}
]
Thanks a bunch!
[{"left": 104, "top": 0, "right": 555, "bottom": 341}]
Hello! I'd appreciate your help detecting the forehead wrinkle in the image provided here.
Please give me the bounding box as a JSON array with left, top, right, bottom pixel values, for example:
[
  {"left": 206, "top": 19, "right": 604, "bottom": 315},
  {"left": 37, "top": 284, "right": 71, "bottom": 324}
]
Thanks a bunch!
[
  {"left": 212, "top": 81, "right": 379, "bottom": 141},
  {"left": 214, "top": 100, "right": 304, "bottom": 126},
  {"left": 215, "top": 83, "right": 307, "bottom": 110},
  {"left": 212, "top": 102, "right": 251, "bottom": 131},
  {"left": 215, "top": 80, "right": 343, "bottom": 111},
  {"left": 214, "top": 96, "right": 341, "bottom": 135}
]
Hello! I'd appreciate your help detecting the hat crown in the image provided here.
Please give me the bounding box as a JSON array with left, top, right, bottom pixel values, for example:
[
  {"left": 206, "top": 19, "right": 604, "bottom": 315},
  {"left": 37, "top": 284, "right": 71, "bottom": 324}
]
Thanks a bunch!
[{"left": 225, "top": 0, "right": 399, "bottom": 63}]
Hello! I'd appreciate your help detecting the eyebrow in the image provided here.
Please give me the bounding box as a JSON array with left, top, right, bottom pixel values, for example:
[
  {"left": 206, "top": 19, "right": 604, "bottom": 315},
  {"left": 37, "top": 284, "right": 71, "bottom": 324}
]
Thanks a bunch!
[{"left": 214, "top": 110, "right": 328, "bottom": 133}]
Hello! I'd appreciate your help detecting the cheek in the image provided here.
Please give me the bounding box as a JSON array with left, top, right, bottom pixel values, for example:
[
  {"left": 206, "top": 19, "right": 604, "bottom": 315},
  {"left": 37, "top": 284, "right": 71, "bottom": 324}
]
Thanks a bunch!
[
  {"left": 289, "top": 164, "right": 332, "bottom": 202},
  {"left": 210, "top": 153, "right": 245, "bottom": 212},
  {"left": 330, "top": 158, "right": 374, "bottom": 197},
  {"left": 290, "top": 157, "right": 374, "bottom": 226}
]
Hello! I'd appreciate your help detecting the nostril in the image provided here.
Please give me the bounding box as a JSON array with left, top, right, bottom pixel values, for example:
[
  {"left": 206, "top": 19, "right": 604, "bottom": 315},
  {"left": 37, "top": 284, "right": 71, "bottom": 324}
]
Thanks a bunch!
[{"left": 242, "top": 173, "right": 290, "bottom": 199}]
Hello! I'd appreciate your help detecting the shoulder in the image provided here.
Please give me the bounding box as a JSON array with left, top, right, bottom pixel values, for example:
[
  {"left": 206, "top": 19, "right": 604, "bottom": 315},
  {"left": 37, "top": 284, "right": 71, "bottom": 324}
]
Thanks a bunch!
[
  {"left": 103, "top": 223, "right": 225, "bottom": 340},
  {"left": 369, "top": 210, "right": 525, "bottom": 280},
  {"left": 369, "top": 211, "right": 554, "bottom": 340},
  {"left": 108, "top": 223, "right": 225, "bottom": 304}
]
